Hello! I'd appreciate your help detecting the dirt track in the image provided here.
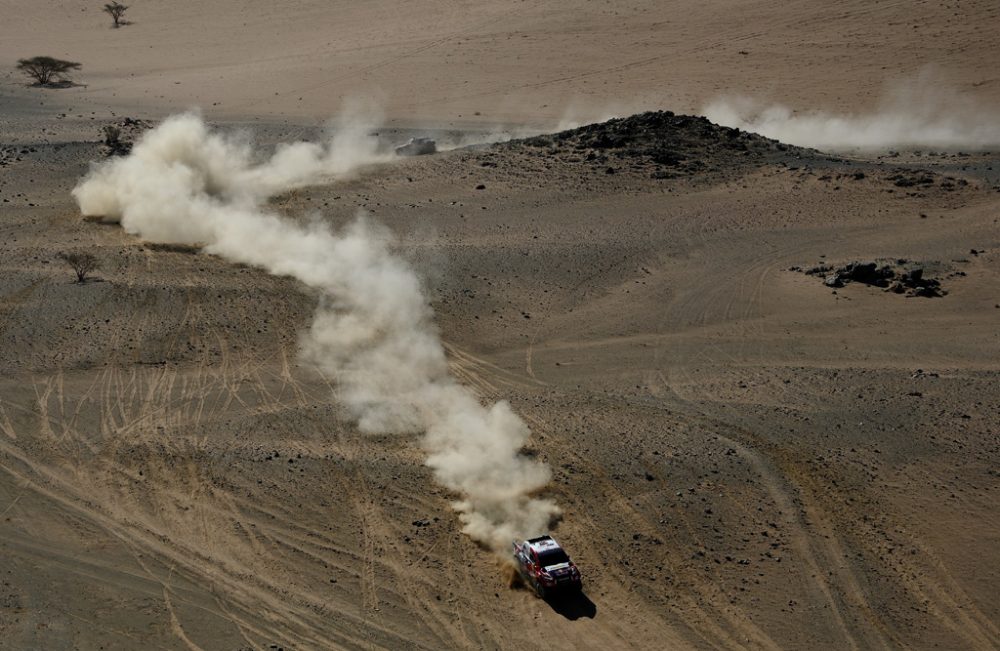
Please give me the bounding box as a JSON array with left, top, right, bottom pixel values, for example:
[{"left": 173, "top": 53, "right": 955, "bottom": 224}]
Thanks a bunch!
[{"left": 0, "top": 109, "right": 997, "bottom": 650}]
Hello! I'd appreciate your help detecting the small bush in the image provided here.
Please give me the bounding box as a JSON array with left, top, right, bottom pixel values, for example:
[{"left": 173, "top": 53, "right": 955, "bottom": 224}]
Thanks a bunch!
[
  {"left": 102, "top": 125, "right": 131, "bottom": 156},
  {"left": 58, "top": 252, "right": 99, "bottom": 283}
]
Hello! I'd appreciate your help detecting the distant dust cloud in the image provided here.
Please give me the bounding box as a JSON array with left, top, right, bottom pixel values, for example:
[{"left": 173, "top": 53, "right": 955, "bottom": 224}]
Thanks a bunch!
[
  {"left": 72, "top": 108, "right": 559, "bottom": 552},
  {"left": 704, "top": 70, "right": 1000, "bottom": 151}
]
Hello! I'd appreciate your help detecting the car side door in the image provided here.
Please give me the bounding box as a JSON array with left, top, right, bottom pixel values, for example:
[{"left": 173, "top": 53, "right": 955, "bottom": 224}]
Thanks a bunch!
[{"left": 516, "top": 543, "right": 530, "bottom": 570}]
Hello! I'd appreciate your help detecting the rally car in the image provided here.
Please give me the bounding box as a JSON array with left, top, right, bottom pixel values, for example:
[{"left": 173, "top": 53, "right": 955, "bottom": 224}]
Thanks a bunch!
[{"left": 512, "top": 535, "right": 582, "bottom": 598}]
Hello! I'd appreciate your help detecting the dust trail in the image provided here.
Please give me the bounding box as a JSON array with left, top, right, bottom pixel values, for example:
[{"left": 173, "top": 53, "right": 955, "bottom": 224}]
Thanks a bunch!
[
  {"left": 704, "top": 70, "right": 1000, "bottom": 151},
  {"left": 435, "top": 106, "right": 633, "bottom": 151},
  {"left": 71, "top": 110, "right": 559, "bottom": 551}
]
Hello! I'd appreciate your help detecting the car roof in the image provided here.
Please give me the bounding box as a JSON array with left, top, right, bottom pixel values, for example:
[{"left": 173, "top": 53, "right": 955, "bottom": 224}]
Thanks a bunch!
[{"left": 526, "top": 536, "right": 564, "bottom": 554}]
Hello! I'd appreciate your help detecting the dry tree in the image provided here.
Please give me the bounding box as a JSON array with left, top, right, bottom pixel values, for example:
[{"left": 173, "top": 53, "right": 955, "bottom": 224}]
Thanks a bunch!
[
  {"left": 16, "top": 56, "right": 81, "bottom": 86},
  {"left": 103, "top": 2, "right": 129, "bottom": 28},
  {"left": 58, "top": 252, "right": 99, "bottom": 283}
]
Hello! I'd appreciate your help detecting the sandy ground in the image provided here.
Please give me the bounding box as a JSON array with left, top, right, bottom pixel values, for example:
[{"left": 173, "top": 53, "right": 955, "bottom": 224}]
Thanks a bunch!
[
  {"left": 2, "top": 2, "right": 1000, "bottom": 650},
  {"left": 2, "top": 0, "right": 999, "bottom": 126}
]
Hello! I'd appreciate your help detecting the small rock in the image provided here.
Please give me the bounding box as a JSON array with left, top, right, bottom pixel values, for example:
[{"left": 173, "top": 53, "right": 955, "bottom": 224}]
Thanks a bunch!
[
  {"left": 395, "top": 138, "right": 436, "bottom": 156},
  {"left": 909, "top": 285, "right": 941, "bottom": 298}
]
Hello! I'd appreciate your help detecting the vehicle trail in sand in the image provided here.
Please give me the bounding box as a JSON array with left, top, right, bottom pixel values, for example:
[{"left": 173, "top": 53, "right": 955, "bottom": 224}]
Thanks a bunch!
[{"left": 71, "top": 111, "right": 560, "bottom": 551}]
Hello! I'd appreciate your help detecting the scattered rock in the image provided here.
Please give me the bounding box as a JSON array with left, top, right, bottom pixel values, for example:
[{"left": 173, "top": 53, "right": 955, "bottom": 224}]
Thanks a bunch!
[
  {"left": 801, "top": 259, "right": 946, "bottom": 297},
  {"left": 910, "top": 285, "right": 941, "bottom": 298},
  {"left": 890, "top": 172, "right": 936, "bottom": 188}
]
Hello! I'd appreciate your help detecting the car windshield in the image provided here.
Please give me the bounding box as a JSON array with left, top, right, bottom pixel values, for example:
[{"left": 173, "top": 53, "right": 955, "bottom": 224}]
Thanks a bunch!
[{"left": 538, "top": 549, "right": 570, "bottom": 567}]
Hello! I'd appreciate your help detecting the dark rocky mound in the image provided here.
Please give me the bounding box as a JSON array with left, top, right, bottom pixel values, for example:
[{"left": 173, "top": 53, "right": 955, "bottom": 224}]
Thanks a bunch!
[
  {"left": 504, "top": 111, "right": 814, "bottom": 178},
  {"left": 794, "top": 260, "right": 947, "bottom": 297}
]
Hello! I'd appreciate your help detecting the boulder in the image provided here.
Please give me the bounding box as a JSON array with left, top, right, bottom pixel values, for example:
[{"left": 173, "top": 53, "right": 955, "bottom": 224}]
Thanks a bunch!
[{"left": 395, "top": 137, "right": 437, "bottom": 157}]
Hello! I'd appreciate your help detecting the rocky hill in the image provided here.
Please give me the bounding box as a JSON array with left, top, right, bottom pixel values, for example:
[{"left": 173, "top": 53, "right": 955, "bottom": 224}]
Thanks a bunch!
[{"left": 504, "top": 110, "right": 817, "bottom": 178}]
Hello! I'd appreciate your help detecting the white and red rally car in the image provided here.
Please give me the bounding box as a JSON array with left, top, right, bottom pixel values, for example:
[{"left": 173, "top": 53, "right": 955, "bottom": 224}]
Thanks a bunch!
[{"left": 512, "top": 535, "right": 582, "bottom": 598}]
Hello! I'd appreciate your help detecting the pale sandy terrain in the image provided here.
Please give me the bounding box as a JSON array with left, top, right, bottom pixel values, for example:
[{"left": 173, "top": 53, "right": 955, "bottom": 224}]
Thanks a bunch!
[
  {"left": 1, "top": 2, "right": 999, "bottom": 650},
  {"left": 2, "top": 0, "right": 999, "bottom": 126}
]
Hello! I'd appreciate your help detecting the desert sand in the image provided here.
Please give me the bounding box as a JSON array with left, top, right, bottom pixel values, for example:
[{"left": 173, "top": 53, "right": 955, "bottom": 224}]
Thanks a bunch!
[{"left": 1, "top": 2, "right": 999, "bottom": 650}]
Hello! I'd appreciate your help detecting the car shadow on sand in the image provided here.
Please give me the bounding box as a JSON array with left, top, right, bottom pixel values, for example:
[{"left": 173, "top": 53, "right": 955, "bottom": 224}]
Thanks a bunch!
[{"left": 545, "top": 590, "right": 597, "bottom": 620}]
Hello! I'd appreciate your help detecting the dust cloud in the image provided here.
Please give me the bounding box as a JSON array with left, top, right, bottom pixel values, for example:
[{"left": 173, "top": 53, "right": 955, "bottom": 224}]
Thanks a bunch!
[
  {"left": 435, "top": 101, "right": 638, "bottom": 150},
  {"left": 72, "top": 110, "right": 560, "bottom": 551},
  {"left": 704, "top": 70, "right": 1000, "bottom": 151}
]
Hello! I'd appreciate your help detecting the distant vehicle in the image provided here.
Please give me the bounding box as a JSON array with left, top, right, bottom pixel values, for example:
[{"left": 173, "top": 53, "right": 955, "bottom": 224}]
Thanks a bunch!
[
  {"left": 394, "top": 137, "right": 437, "bottom": 156},
  {"left": 512, "top": 535, "right": 582, "bottom": 598}
]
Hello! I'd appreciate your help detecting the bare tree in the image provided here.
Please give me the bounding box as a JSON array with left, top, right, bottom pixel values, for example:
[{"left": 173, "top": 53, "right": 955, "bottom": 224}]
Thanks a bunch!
[
  {"left": 103, "top": 2, "right": 129, "bottom": 28},
  {"left": 16, "top": 56, "right": 81, "bottom": 86},
  {"left": 58, "top": 252, "right": 99, "bottom": 283}
]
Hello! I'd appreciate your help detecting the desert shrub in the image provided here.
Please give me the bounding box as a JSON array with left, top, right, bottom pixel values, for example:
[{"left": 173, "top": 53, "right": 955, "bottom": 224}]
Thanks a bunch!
[
  {"left": 58, "top": 252, "right": 99, "bottom": 283},
  {"left": 102, "top": 125, "right": 131, "bottom": 156}
]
